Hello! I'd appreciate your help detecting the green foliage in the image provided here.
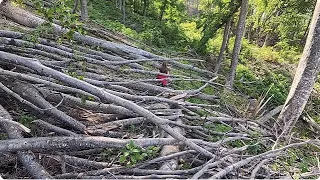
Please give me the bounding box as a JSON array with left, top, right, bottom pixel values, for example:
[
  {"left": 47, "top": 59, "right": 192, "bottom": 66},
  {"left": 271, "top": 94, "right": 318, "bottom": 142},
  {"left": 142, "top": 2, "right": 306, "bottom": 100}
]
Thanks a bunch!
[
  {"left": 219, "top": 89, "right": 249, "bottom": 112},
  {"left": 205, "top": 123, "right": 233, "bottom": 142},
  {"left": 234, "top": 64, "right": 290, "bottom": 107},
  {"left": 180, "top": 162, "right": 192, "bottom": 169},
  {"left": 119, "top": 141, "right": 159, "bottom": 167},
  {"left": 205, "top": 123, "right": 232, "bottom": 133},
  {"left": 80, "top": 95, "right": 95, "bottom": 104},
  {"left": 220, "top": 39, "right": 293, "bottom": 107},
  {"left": 272, "top": 147, "right": 319, "bottom": 178},
  {"left": 90, "top": 0, "right": 189, "bottom": 51},
  {"left": 30, "top": 0, "right": 85, "bottom": 41},
  {"left": 100, "top": 148, "right": 120, "bottom": 162},
  {"left": 248, "top": 0, "right": 315, "bottom": 48},
  {"left": 23, "top": 22, "right": 54, "bottom": 43},
  {"left": 196, "top": 0, "right": 240, "bottom": 54},
  {"left": 0, "top": 133, "right": 8, "bottom": 140},
  {"left": 246, "top": 142, "right": 265, "bottom": 155},
  {"left": 67, "top": 71, "right": 84, "bottom": 80},
  {"left": 18, "top": 112, "right": 37, "bottom": 128}
]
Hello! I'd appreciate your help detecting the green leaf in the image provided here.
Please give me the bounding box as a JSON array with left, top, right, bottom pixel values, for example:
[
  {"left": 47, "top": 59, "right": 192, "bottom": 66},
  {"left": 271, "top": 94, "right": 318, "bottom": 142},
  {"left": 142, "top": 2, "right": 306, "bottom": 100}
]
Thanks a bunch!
[
  {"left": 123, "top": 151, "right": 130, "bottom": 157},
  {"left": 130, "top": 156, "right": 137, "bottom": 163},
  {"left": 132, "top": 149, "right": 140, "bottom": 153},
  {"left": 119, "top": 155, "right": 126, "bottom": 163},
  {"left": 81, "top": 96, "right": 86, "bottom": 104}
]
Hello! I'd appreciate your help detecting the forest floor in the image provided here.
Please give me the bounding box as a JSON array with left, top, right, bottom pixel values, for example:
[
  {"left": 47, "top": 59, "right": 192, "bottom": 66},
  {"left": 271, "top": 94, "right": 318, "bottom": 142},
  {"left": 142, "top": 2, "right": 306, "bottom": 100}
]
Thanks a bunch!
[{"left": 0, "top": 3, "right": 320, "bottom": 179}]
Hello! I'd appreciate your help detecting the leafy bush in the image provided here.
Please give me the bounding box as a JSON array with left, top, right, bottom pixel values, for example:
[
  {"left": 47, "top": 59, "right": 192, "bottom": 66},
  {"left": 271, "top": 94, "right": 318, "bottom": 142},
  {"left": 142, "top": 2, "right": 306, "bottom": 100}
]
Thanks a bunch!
[
  {"left": 32, "top": 0, "right": 85, "bottom": 41},
  {"left": 234, "top": 64, "right": 290, "bottom": 107},
  {"left": 119, "top": 141, "right": 159, "bottom": 167},
  {"left": 89, "top": 0, "right": 190, "bottom": 51}
]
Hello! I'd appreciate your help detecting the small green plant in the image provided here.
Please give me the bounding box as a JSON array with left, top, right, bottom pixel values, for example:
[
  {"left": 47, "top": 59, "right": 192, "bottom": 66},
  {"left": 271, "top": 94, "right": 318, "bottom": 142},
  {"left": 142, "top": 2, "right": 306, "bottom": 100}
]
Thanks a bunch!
[
  {"left": 80, "top": 94, "right": 95, "bottom": 104},
  {"left": 271, "top": 148, "right": 319, "bottom": 178},
  {"left": 246, "top": 142, "right": 265, "bottom": 155},
  {"left": 67, "top": 71, "right": 84, "bottom": 80},
  {"left": 119, "top": 141, "right": 159, "bottom": 167},
  {"left": 180, "top": 161, "right": 192, "bottom": 169},
  {"left": 18, "top": 113, "right": 37, "bottom": 128},
  {"left": 0, "top": 133, "right": 8, "bottom": 140},
  {"left": 100, "top": 148, "right": 120, "bottom": 162},
  {"left": 205, "top": 123, "right": 232, "bottom": 133},
  {"left": 205, "top": 123, "right": 233, "bottom": 142}
]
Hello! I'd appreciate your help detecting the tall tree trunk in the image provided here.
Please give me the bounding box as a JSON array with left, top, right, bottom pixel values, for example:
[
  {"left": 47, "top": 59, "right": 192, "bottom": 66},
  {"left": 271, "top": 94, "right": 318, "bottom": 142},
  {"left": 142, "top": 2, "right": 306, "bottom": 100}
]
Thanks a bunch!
[
  {"left": 196, "top": 1, "right": 241, "bottom": 54},
  {"left": 159, "top": 0, "right": 168, "bottom": 21},
  {"left": 262, "top": 33, "right": 269, "bottom": 47},
  {"left": 117, "top": 0, "right": 122, "bottom": 9},
  {"left": 72, "top": 0, "right": 79, "bottom": 14},
  {"left": 143, "top": 0, "right": 147, "bottom": 16},
  {"left": 133, "top": 0, "right": 137, "bottom": 13},
  {"left": 214, "top": 18, "right": 232, "bottom": 74},
  {"left": 122, "top": 0, "right": 126, "bottom": 23},
  {"left": 80, "top": 0, "right": 88, "bottom": 21},
  {"left": 225, "top": 0, "right": 249, "bottom": 88},
  {"left": 300, "top": 17, "right": 312, "bottom": 44},
  {"left": 225, "top": 21, "right": 233, "bottom": 54},
  {"left": 275, "top": 0, "right": 320, "bottom": 142}
]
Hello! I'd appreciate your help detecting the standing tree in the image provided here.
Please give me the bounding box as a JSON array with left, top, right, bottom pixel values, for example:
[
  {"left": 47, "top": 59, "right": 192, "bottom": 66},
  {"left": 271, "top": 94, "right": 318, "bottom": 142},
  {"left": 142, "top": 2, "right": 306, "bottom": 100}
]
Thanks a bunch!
[
  {"left": 142, "top": 0, "right": 148, "bottom": 16},
  {"left": 214, "top": 18, "right": 232, "bottom": 74},
  {"left": 196, "top": 0, "right": 240, "bottom": 54},
  {"left": 274, "top": 0, "right": 320, "bottom": 144},
  {"left": 80, "top": 0, "right": 88, "bottom": 21},
  {"left": 159, "top": 0, "right": 168, "bottom": 21},
  {"left": 72, "top": 0, "right": 79, "bottom": 13},
  {"left": 225, "top": 0, "right": 249, "bottom": 88}
]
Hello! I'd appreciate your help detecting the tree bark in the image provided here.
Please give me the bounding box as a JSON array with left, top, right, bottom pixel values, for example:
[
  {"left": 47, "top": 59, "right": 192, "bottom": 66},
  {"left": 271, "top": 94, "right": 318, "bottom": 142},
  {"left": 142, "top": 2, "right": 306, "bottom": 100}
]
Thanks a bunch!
[
  {"left": 143, "top": 0, "right": 148, "bottom": 16},
  {"left": 0, "top": 105, "right": 52, "bottom": 178},
  {"left": 276, "top": 0, "right": 320, "bottom": 139},
  {"left": 72, "top": 0, "right": 79, "bottom": 14},
  {"left": 262, "top": 32, "right": 269, "bottom": 47},
  {"left": 214, "top": 18, "right": 232, "bottom": 74},
  {"left": 159, "top": 0, "right": 168, "bottom": 21},
  {"left": 225, "top": 0, "right": 249, "bottom": 88},
  {"left": 122, "top": 0, "right": 126, "bottom": 23},
  {"left": 0, "top": 51, "right": 214, "bottom": 157},
  {"left": 196, "top": 1, "right": 240, "bottom": 54},
  {"left": 80, "top": 0, "right": 88, "bottom": 21}
]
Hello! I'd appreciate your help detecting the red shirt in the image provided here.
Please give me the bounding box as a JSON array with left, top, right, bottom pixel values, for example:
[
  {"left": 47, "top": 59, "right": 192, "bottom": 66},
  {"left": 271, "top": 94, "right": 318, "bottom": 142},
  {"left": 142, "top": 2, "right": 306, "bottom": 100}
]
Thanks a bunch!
[{"left": 157, "top": 74, "right": 168, "bottom": 86}]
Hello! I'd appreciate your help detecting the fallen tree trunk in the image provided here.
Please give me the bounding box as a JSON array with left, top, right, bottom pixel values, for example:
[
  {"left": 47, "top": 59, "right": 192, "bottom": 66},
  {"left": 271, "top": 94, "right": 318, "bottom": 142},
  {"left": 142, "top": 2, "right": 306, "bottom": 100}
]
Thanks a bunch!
[
  {"left": 6, "top": 80, "right": 86, "bottom": 131},
  {"left": 0, "top": 50, "right": 214, "bottom": 157},
  {"left": 0, "top": 105, "right": 52, "bottom": 178},
  {"left": 0, "top": 136, "right": 217, "bottom": 153}
]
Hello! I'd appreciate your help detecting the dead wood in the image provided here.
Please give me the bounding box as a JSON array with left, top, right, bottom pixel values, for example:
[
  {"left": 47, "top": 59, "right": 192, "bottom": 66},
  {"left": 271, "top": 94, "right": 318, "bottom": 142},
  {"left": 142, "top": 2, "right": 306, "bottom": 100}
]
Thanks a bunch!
[
  {"left": 211, "top": 140, "right": 318, "bottom": 179},
  {"left": 0, "top": 136, "right": 221, "bottom": 153},
  {"left": 7, "top": 80, "right": 86, "bottom": 131},
  {"left": 159, "top": 118, "right": 184, "bottom": 171},
  {"left": 0, "top": 51, "right": 214, "bottom": 157},
  {"left": 85, "top": 115, "right": 180, "bottom": 135},
  {"left": 41, "top": 90, "right": 136, "bottom": 117},
  {"left": 0, "top": 68, "right": 99, "bottom": 100},
  {"left": 136, "top": 150, "right": 196, "bottom": 168},
  {"left": 50, "top": 154, "right": 110, "bottom": 169},
  {"left": 0, "top": 104, "right": 52, "bottom": 178},
  {"left": 0, "top": 2, "right": 315, "bottom": 178},
  {"left": 33, "top": 119, "right": 80, "bottom": 136}
]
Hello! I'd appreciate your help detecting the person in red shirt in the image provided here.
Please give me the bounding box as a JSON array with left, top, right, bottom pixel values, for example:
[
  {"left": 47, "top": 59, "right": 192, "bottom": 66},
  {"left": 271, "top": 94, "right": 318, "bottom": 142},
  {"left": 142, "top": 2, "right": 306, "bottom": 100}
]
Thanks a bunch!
[{"left": 157, "top": 62, "right": 169, "bottom": 87}]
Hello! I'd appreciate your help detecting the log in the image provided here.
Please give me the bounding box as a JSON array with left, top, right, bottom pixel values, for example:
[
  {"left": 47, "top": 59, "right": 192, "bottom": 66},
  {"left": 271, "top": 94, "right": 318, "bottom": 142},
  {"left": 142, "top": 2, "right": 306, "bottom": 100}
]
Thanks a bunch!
[
  {"left": 7, "top": 80, "right": 86, "bottom": 131},
  {"left": 0, "top": 104, "right": 52, "bottom": 178},
  {"left": 0, "top": 51, "right": 214, "bottom": 157},
  {"left": 0, "top": 136, "right": 213, "bottom": 153}
]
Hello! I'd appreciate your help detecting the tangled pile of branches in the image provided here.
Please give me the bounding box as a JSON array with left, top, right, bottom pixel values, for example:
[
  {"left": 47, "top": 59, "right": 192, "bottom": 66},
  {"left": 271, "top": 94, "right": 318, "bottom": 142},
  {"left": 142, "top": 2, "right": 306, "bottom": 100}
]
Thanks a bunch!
[{"left": 0, "top": 2, "right": 319, "bottom": 179}]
